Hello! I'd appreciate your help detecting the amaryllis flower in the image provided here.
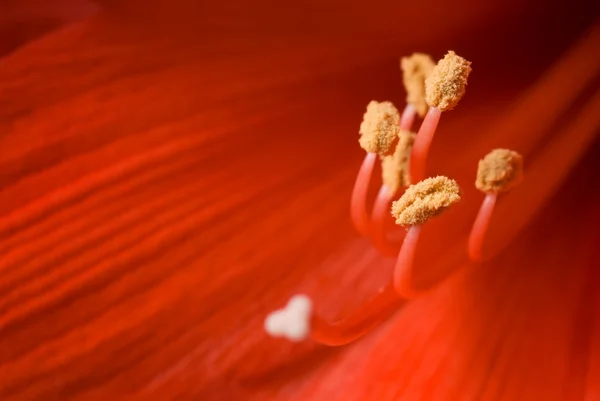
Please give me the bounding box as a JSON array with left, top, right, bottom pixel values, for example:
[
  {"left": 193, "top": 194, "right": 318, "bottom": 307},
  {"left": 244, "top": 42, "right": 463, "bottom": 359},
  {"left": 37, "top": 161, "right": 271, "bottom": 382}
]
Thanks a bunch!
[{"left": 1, "top": 1, "right": 599, "bottom": 400}]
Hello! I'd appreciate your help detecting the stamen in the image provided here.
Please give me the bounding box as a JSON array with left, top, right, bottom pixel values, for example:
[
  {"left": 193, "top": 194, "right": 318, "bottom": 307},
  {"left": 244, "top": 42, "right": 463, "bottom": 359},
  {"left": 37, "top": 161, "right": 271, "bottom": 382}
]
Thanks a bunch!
[
  {"left": 352, "top": 101, "right": 401, "bottom": 235},
  {"left": 469, "top": 149, "right": 524, "bottom": 261},
  {"left": 371, "top": 130, "right": 417, "bottom": 255},
  {"left": 400, "top": 53, "right": 436, "bottom": 118},
  {"left": 391, "top": 176, "right": 461, "bottom": 298},
  {"left": 411, "top": 51, "right": 472, "bottom": 182}
]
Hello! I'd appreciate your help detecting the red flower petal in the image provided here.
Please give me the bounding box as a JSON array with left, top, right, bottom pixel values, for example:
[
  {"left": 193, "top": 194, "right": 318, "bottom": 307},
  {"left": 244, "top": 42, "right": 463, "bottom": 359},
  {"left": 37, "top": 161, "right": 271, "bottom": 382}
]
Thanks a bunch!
[
  {"left": 1, "top": 2, "right": 599, "bottom": 400},
  {"left": 0, "top": 0, "right": 98, "bottom": 56}
]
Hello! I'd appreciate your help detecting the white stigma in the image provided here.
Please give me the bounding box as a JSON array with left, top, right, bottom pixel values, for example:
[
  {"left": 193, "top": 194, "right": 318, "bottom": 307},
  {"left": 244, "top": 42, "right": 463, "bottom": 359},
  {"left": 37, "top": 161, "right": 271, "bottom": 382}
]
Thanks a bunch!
[{"left": 264, "top": 294, "right": 313, "bottom": 342}]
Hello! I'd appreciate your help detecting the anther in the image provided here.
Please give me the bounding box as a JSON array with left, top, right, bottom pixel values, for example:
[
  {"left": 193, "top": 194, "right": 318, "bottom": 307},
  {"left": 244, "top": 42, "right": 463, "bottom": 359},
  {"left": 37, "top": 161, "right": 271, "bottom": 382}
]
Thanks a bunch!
[
  {"left": 391, "top": 176, "right": 461, "bottom": 298},
  {"left": 425, "top": 51, "right": 472, "bottom": 112},
  {"left": 475, "top": 149, "right": 524, "bottom": 193},
  {"left": 411, "top": 51, "right": 472, "bottom": 182},
  {"left": 400, "top": 53, "right": 436, "bottom": 118},
  {"left": 469, "top": 149, "right": 523, "bottom": 262},
  {"left": 358, "top": 101, "right": 401, "bottom": 157},
  {"left": 352, "top": 101, "right": 402, "bottom": 235},
  {"left": 381, "top": 130, "right": 416, "bottom": 197}
]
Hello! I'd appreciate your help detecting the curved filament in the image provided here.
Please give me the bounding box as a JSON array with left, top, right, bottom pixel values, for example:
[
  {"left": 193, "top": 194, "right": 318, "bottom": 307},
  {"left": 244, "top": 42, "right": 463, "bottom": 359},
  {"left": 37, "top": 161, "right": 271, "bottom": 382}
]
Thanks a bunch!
[
  {"left": 310, "top": 282, "right": 403, "bottom": 346},
  {"left": 350, "top": 152, "right": 377, "bottom": 235},
  {"left": 393, "top": 225, "right": 426, "bottom": 299},
  {"left": 468, "top": 193, "right": 498, "bottom": 262},
  {"left": 410, "top": 107, "right": 442, "bottom": 182},
  {"left": 370, "top": 186, "right": 401, "bottom": 257}
]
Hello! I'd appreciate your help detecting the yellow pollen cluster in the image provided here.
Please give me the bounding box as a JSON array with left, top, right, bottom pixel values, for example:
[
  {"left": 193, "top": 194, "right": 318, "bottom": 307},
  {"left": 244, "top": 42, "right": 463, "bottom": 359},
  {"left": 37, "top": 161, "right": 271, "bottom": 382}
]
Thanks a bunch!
[
  {"left": 400, "top": 53, "right": 436, "bottom": 117},
  {"left": 425, "top": 51, "right": 472, "bottom": 111},
  {"left": 359, "top": 101, "right": 401, "bottom": 156},
  {"left": 391, "top": 176, "right": 461, "bottom": 227},
  {"left": 381, "top": 130, "right": 416, "bottom": 196},
  {"left": 475, "top": 148, "right": 524, "bottom": 193}
]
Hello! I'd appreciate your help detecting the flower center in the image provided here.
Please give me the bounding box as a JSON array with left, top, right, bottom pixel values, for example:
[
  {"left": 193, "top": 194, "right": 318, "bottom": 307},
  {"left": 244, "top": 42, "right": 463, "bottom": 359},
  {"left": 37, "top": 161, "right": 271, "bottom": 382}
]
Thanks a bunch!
[{"left": 265, "top": 50, "right": 524, "bottom": 346}]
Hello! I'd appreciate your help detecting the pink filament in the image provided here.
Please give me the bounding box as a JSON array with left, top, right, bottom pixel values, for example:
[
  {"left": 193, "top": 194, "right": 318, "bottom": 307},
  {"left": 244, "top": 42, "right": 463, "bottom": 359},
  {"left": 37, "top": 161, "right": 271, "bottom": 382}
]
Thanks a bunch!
[
  {"left": 468, "top": 192, "right": 498, "bottom": 262},
  {"left": 350, "top": 152, "right": 377, "bottom": 236},
  {"left": 370, "top": 186, "right": 400, "bottom": 257},
  {"left": 393, "top": 225, "right": 424, "bottom": 299},
  {"left": 400, "top": 104, "right": 417, "bottom": 131},
  {"left": 310, "top": 282, "right": 403, "bottom": 346},
  {"left": 410, "top": 107, "right": 442, "bottom": 182}
]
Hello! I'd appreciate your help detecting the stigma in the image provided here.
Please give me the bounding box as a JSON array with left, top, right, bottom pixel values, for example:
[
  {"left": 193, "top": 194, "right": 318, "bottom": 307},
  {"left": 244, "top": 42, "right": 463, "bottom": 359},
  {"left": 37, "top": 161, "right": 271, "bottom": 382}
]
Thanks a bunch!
[{"left": 264, "top": 295, "right": 312, "bottom": 342}]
